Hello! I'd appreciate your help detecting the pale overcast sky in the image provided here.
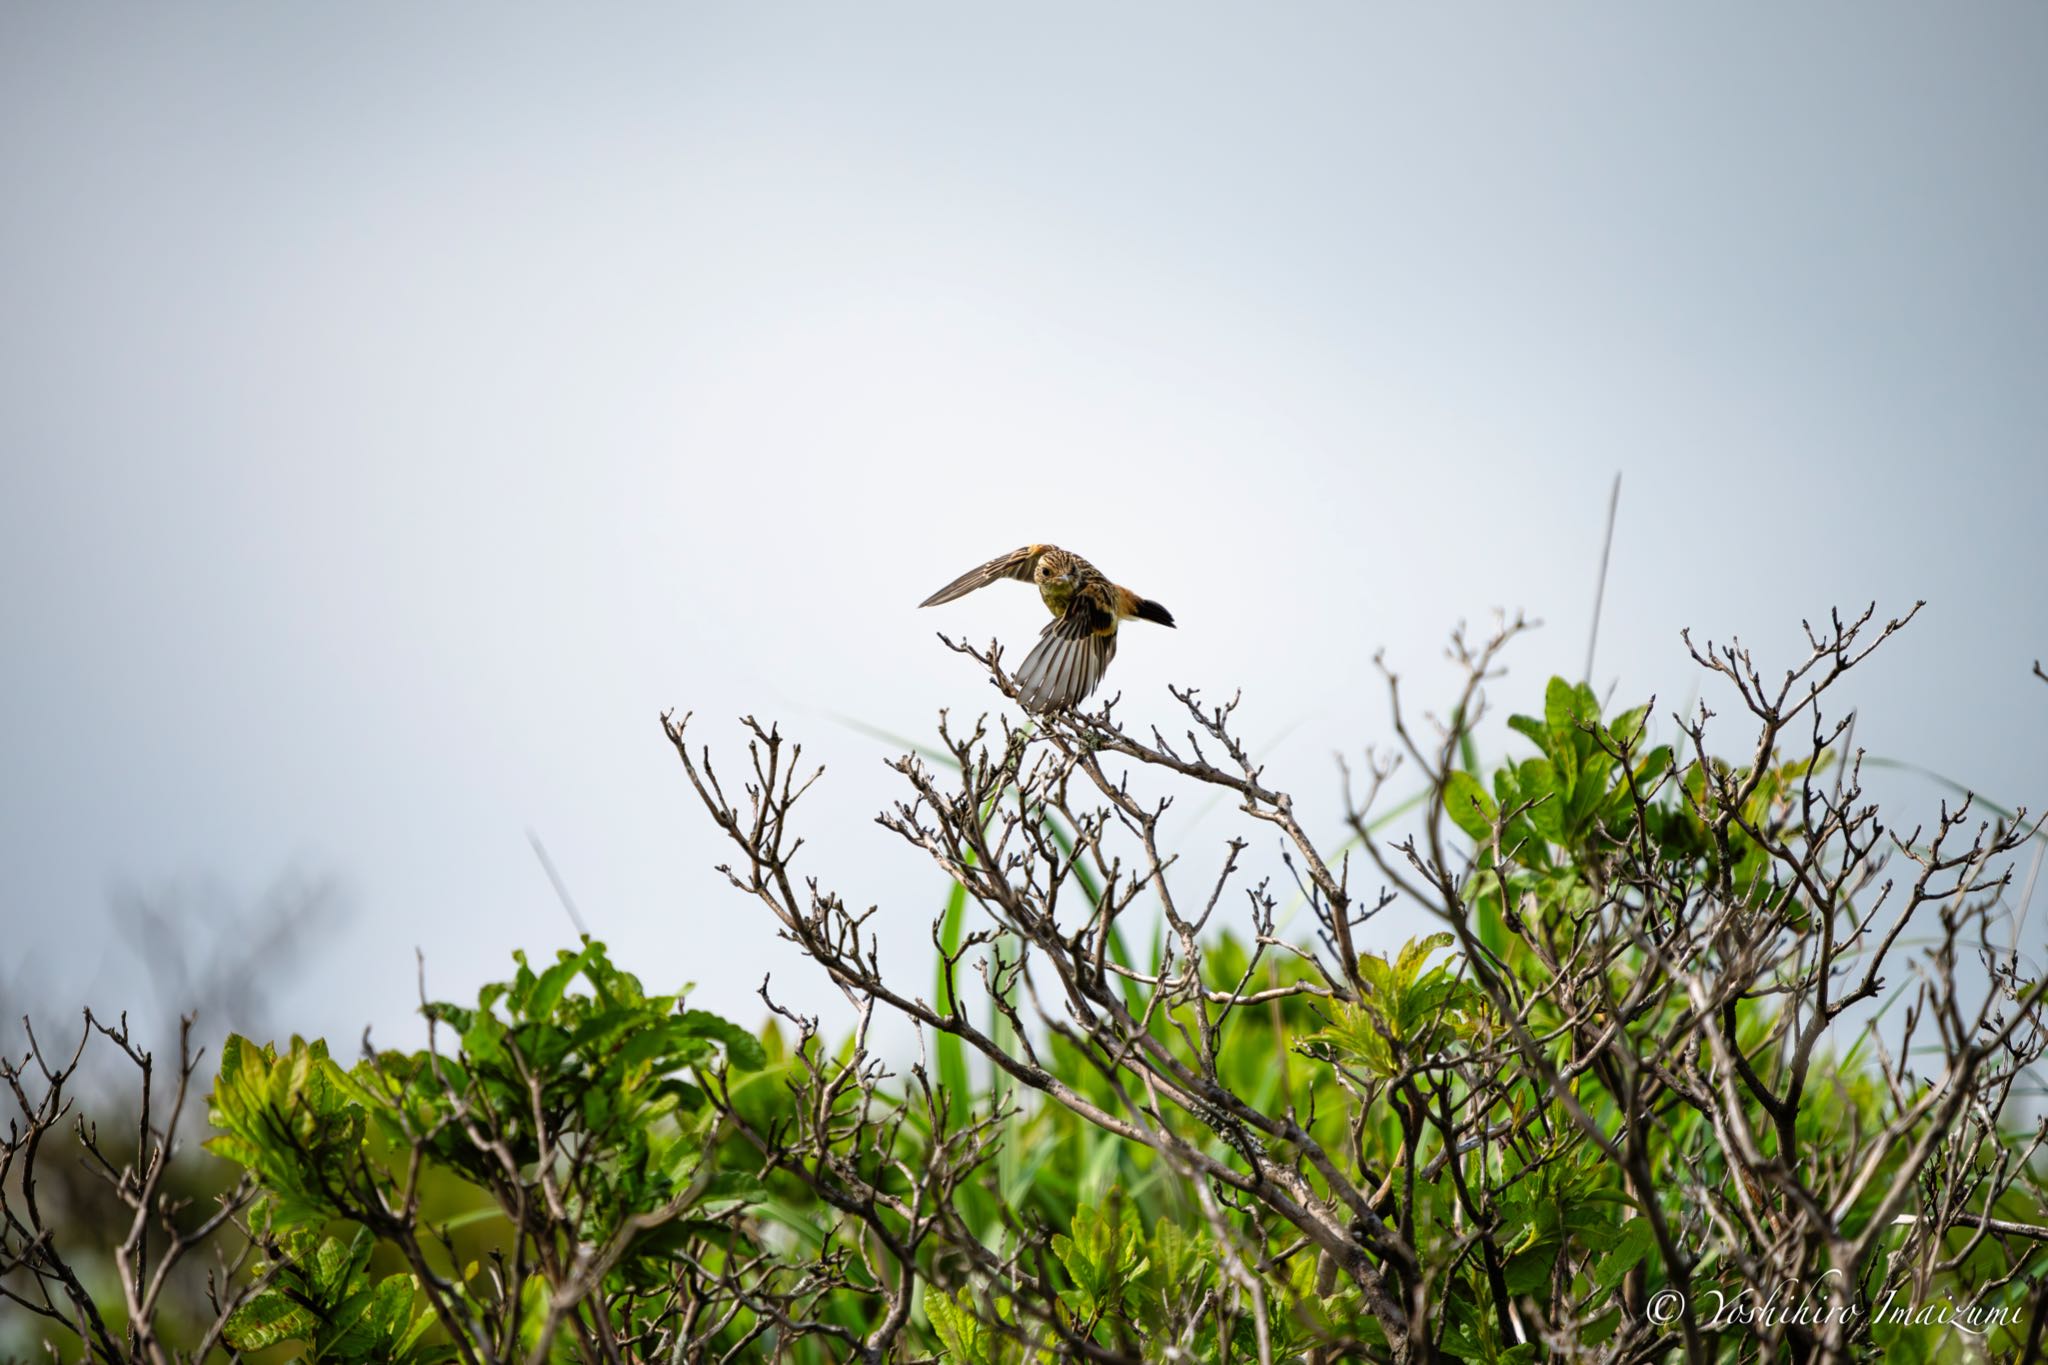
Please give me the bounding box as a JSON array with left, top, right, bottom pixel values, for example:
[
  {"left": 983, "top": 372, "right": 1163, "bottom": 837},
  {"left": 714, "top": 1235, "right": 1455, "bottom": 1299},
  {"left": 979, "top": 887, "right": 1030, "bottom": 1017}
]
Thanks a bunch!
[{"left": 3, "top": 5, "right": 2044, "bottom": 1053}]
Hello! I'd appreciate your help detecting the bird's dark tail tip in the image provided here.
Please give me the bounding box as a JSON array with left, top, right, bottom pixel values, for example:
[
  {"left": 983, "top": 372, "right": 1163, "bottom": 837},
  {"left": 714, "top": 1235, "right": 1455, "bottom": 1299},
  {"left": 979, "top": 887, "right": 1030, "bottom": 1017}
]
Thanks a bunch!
[{"left": 1136, "top": 598, "right": 1176, "bottom": 628}]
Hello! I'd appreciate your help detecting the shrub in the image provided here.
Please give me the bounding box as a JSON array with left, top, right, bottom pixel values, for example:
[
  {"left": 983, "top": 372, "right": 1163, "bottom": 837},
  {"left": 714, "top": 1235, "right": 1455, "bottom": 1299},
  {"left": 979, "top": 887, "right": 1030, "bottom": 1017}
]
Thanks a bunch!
[{"left": 6, "top": 605, "right": 2043, "bottom": 1363}]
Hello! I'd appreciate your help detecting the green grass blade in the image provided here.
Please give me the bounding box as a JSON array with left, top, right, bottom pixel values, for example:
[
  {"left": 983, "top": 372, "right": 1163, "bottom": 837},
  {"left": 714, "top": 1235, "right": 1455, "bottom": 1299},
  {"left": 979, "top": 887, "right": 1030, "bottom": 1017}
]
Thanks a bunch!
[
  {"left": 934, "top": 866, "right": 973, "bottom": 1117},
  {"left": 825, "top": 710, "right": 958, "bottom": 767}
]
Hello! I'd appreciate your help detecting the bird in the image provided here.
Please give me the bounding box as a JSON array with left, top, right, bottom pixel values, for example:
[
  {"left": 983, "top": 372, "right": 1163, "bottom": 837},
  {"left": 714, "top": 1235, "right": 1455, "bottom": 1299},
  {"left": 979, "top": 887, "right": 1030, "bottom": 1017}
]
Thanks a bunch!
[{"left": 918, "top": 544, "right": 1175, "bottom": 712}]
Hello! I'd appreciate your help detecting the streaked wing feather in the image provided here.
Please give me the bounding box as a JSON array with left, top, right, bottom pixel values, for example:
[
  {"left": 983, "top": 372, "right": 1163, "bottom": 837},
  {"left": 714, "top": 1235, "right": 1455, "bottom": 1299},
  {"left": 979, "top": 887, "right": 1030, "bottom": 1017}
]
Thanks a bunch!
[
  {"left": 918, "top": 546, "right": 1039, "bottom": 608},
  {"left": 1015, "top": 595, "right": 1117, "bottom": 712}
]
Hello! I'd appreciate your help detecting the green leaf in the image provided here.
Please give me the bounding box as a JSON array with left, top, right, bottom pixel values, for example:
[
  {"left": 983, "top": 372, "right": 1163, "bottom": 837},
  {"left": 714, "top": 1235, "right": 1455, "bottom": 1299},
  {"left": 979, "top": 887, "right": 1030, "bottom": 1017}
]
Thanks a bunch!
[
  {"left": 1503, "top": 1243, "right": 1556, "bottom": 1294},
  {"left": 1506, "top": 713, "right": 1549, "bottom": 751},
  {"left": 927, "top": 1289, "right": 1003, "bottom": 1364},
  {"left": 677, "top": 1009, "right": 767, "bottom": 1071},
  {"left": 1393, "top": 932, "right": 1454, "bottom": 988},
  {"left": 1516, "top": 759, "right": 1563, "bottom": 843},
  {"left": 313, "top": 1284, "right": 380, "bottom": 1356},
  {"left": 224, "top": 1289, "right": 316, "bottom": 1352},
  {"left": 1544, "top": 676, "right": 1596, "bottom": 748},
  {"left": 523, "top": 945, "right": 592, "bottom": 1021},
  {"left": 1593, "top": 1218, "right": 1656, "bottom": 1291},
  {"left": 1608, "top": 704, "right": 1649, "bottom": 747},
  {"left": 1444, "top": 770, "right": 1498, "bottom": 842}
]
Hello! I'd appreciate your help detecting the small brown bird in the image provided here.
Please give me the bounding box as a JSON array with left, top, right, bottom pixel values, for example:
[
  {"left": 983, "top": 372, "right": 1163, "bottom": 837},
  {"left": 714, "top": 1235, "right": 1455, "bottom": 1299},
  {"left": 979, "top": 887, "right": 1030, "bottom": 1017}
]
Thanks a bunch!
[{"left": 919, "top": 544, "right": 1175, "bottom": 712}]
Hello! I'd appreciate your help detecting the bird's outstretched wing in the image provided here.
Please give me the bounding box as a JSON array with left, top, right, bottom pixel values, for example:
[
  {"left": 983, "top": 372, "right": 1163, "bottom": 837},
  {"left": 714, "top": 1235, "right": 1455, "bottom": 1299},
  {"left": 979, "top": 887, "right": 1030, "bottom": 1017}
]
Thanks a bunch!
[
  {"left": 1015, "top": 593, "right": 1117, "bottom": 712},
  {"left": 918, "top": 545, "right": 1042, "bottom": 608}
]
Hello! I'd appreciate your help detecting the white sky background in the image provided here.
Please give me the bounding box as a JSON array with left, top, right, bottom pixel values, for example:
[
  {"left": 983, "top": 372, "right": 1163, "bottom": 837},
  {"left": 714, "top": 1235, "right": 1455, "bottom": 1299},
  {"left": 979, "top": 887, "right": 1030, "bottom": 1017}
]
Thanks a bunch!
[{"left": 3, "top": 6, "right": 2045, "bottom": 1056}]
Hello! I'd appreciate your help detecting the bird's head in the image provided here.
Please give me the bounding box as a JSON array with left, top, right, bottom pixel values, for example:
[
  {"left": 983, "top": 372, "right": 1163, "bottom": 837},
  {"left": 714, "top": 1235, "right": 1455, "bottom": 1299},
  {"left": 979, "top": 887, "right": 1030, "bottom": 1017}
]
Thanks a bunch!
[{"left": 1033, "top": 554, "right": 1077, "bottom": 587}]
